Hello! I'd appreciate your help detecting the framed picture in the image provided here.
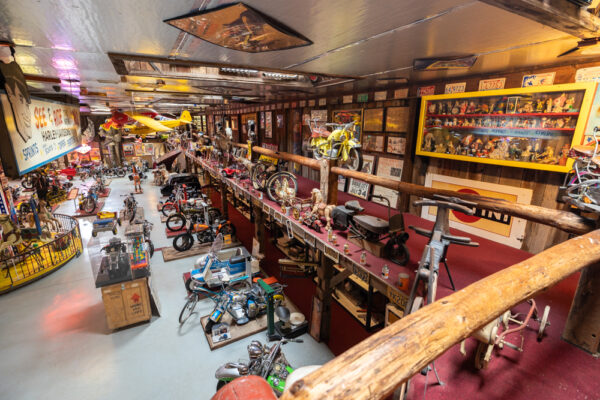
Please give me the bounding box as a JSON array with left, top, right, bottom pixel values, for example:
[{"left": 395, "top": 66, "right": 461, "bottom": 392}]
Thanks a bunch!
[
  {"left": 231, "top": 117, "right": 237, "bottom": 130},
  {"left": 265, "top": 112, "right": 272, "bottom": 138},
  {"left": 348, "top": 154, "right": 375, "bottom": 199},
  {"left": 362, "top": 134, "right": 385, "bottom": 152},
  {"left": 385, "top": 107, "right": 409, "bottom": 132},
  {"left": 363, "top": 108, "right": 384, "bottom": 132},
  {"left": 332, "top": 109, "right": 362, "bottom": 141},
  {"left": 123, "top": 143, "right": 134, "bottom": 157},
  {"left": 337, "top": 175, "right": 347, "bottom": 192},
  {"left": 310, "top": 109, "right": 327, "bottom": 122},
  {"left": 372, "top": 157, "right": 404, "bottom": 207},
  {"left": 260, "top": 112, "right": 265, "bottom": 129},
  {"left": 276, "top": 114, "right": 284, "bottom": 129},
  {"left": 387, "top": 136, "right": 406, "bottom": 155}
]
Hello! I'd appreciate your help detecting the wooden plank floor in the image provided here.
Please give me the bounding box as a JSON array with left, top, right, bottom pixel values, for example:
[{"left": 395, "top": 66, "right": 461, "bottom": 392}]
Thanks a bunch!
[{"left": 161, "top": 240, "right": 241, "bottom": 262}]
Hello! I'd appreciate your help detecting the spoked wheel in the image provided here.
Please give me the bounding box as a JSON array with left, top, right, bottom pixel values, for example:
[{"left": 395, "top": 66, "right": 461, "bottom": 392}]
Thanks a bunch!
[
  {"left": 116, "top": 169, "right": 126, "bottom": 178},
  {"left": 129, "top": 206, "right": 137, "bottom": 223},
  {"left": 173, "top": 233, "right": 194, "bottom": 252},
  {"left": 162, "top": 203, "right": 178, "bottom": 217},
  {"left": 266, "top": 171, "right": 298, "bottom": 203},
  {"left": 83, "top": 198, "right": 96, "bottom": 214},
  {"left": 166, "top": 213, "right": 186, "bottom": 231},
  {"left": 251, "top": 163, "right": 268, "bottom": 190},
  {"left": 218, "top": 222, "right": 236, "bottom": 237},
  {"left": 179, "top": 295, "right": 198, "bottom": 325},
  {"left": 537, "top": 305, "right": 550, "bottom": 342},
  {"left": 385, "top": 237, "right": 410, "bottom": 266},
  {"left": 21, "top": 177, "right": 34, "bottom": 189},
  {"left": 147, "top": 240, "right": 155, "bottom": 258},
  {"left": 341, "top": 147, "right": 362, "bottom": 171}
]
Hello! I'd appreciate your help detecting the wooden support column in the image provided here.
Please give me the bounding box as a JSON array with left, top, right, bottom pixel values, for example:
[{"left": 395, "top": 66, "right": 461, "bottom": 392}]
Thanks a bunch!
[
  {"left": 220, "top": 181, "right": 229, "bottom": 219},
  {"left": 311, "top": 254, "right": 335, "bottom": 342},
  {"left": 562, "top": 262, "right": 600, "bottom": 356},
  {"left": 252, "top": 201, "right": 266, "bottom": 256},
  {"left": 319, "top": 159, "right": 338, "bottom": 205}
]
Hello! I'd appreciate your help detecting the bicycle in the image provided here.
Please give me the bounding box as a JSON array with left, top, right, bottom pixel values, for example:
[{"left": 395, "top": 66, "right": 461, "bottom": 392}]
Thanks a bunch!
[
  {"left": 308, "top": 120, "right": 362, "bottom": 170},
  {"left": 398, "top": 195, "right": 479, "bottom": 399},
  {"left": 251, "top": 158, "right": 298, "bottom": 203},
  {"left": 78, "top": 187, "right": 98, "bottom": 214}
]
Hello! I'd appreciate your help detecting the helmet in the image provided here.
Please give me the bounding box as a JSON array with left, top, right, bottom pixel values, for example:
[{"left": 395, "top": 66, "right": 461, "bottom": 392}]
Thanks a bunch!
[{"left": 247, "top": 341, "right": 263, "bottom": 359}]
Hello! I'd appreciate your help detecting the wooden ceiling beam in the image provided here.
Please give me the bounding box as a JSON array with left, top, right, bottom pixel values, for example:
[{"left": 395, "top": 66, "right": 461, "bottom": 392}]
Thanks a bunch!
[{"left": 481, "top": 0, "right": 600, "bottom": 39}]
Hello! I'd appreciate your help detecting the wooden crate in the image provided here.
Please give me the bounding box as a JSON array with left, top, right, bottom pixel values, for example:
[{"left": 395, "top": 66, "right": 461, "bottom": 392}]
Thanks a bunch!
[{"left": 101, "top": 277, "right": 152, "bottom": 330}]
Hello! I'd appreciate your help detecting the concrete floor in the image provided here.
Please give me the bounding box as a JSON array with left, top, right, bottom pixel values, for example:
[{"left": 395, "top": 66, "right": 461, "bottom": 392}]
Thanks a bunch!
[{"left": 0, "top": 176, "right": 334, "bottom": 400}]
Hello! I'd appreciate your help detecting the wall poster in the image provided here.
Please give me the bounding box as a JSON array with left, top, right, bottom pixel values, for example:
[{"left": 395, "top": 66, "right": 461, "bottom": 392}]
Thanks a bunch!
[
  {"left": 423, "top": 173, "right": 532, "bottom": 248},
  {"left": 387, "top": 136, "right": 406, "bottom": 155},
  {"left": 347, "top": 154, "right": 375, "bottom": 199},
  {"left": 123, "top": 143, "right": 134, "bottom": 156},
  {"left": 362, "top": 134, "right": 385, "bottom": 152},
  {"left": 372, "top": 157, "right": 403, "bottom": 207},
  {"left": 363, "top": 108, "right": 384, "bottom": 132},
  {"left": 385, "top": 107, "right": 409, "bottom": 133},
  {"left": 265, "top": 112, "right": 273, "bottom": 138}
]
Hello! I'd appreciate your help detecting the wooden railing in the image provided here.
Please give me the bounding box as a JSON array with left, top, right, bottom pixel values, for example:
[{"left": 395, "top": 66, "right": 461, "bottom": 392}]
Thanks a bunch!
[
  {"left": 281, "top": 230, "right": 600, "bottom": 399},
  {"left": 233, "top": 144, "right": 594, "bottom": 235}
]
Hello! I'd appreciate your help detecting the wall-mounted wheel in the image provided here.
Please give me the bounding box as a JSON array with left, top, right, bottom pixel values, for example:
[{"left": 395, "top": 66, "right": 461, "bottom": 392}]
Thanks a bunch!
[{"left": 537, "top": 305, "right": 550, "bottom": 342}]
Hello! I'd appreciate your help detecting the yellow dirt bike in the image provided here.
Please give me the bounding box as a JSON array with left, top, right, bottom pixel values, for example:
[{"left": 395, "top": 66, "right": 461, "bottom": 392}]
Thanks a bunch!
[{"left": 308, "top": 120, "right": 362, "bottom": 170}]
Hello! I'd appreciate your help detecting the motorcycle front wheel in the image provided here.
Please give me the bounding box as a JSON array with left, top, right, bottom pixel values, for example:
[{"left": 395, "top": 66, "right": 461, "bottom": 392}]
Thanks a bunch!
[
  {"left": 161, "top": 203, "right": 177, "bottom": 217},
  {"left": 173, "top": 233, "right": 194, "bottom": 252},
  {"left": 21, "top": 178, "right": 33, "bottom": 189},
  {"left": 116, "top": 169, "right": 126, "bottom": 178},
  {"left": 218, "top": 222, "right": 236, "bottom": 237},
  {"left": 342, "top": 147, "right": 362, "bottom": 171},
  {"left": 166, "top": 213, "right": 186, "bottom": 231}
]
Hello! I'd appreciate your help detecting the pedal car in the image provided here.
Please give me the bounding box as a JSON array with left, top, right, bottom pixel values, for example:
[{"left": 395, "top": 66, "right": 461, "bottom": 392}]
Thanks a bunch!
[{"left": 92, "top": 212, "right": 118, "bottom": 237}]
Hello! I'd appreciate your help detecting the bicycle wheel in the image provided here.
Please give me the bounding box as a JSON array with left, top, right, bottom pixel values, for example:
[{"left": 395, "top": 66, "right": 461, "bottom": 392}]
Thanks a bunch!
[
  {"left": 162, "top": 203, "right": 177, "bottom": 217},
  {"left": 179, "top": 295, "right": 198, "bottom": 325},
  {"left": 266, "top": 172, "right": 298, "bottom": 203},
  {"left": 342, "top": 147, "right": 362, "bottom": 171},
  {"left": 166, "top": 213, "right": 186, "bottom": 231},
  {"left": 117, "top": 168, "right": 126, "bottom": 177},
  {"left": 129, "top": 206, "right": 137, "bottom": 223},
  {"left": 83, "top": 198, "right": 96, "bottom": 214},
  {"left": 251, "top": 163, "right": 268, "bottom": 190},
  {"left": 173, "top": 233, "right": 194, "bottom": 252},
  {"left": 147, "top": 240, "right": 155, "bottom": 258},
  {"left": 21, "top": 177, "right": 33, "bottom": 189}
]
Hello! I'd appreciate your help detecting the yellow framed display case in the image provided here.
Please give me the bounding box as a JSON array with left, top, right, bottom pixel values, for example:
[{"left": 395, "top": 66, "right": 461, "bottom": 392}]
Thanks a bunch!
[{"left": 415, "top": 82, "right": 597, "bottom": 172}]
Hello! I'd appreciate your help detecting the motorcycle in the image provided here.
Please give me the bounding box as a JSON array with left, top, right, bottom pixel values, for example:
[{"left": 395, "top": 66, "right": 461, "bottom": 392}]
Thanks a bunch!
[
  {"left": 118, "top": 193, "right": 138, "bottom": 224},
  {"left": 172, "top": 214, "right": 236, "bottom": 252},
  {"left": 331, "top": 194, "right": 410, "bottom": 265},
  {"left": 215, "top": 338, "right": 302, "bottom": 396},
  {"left": 78, "top": 187, "right": 98, "bottom": 214},
  {"left": 308, "top": 120, "right": 362, "bottom": 171}
]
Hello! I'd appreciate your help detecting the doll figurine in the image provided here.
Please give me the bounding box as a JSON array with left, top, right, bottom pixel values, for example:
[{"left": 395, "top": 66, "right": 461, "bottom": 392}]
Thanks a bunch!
[
  {"left": 522, "top": 101, "right": 534, "bottom": 113},
  {"left": 521, "top": 145, "right": 533, "bottom": 161},
  {"left": 439, "top": 102, "right": 448, "bottom": 115},
  {"left": 428, "top": 103, "right": 437, "bottom": 114},
  {"left": 564, "top": 97, "right": 576, "bottom": 112},
  {"left": 545, "top": 98, "right": 553, "bottom": 113},
  {"left": 555, "top": 118, "right": 565, "bottom": 129},
  {"left": 466, "top": 101, "right": 477, "bottom": 114},
  {"left": 552, "top": 93, "right": 567, "bottom": 113},
  {"left": 537, "top": 146, "right": 557, "bottom": 164},
  {"left": 480, "top": 103, "right": 490, "bottom": 114},
  {"left": 535, "top": 98, "right": 545, "bottom": 112},
  {"left": 558, "top": 144, "right": 570, "bottom": 166},
  {"left": 459, "top": 101, "right": 468, "bottom": 114}
]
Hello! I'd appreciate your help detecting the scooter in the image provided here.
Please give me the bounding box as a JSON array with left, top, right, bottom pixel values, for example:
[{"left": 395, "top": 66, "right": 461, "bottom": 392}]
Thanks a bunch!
[
  {"left": 215, "top": 338, "right": 302, "bottom": 396},
  {"left": 331, "top": 194, "right": 410, "bottom": 265}
]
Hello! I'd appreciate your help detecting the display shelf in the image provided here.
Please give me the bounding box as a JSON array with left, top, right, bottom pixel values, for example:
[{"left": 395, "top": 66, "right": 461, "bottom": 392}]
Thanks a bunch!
[
  {"left": 426, "top": 112, "right": 580, "bottom": 118},
  {"left": 186, "top": 151, "right": 411, "bottom": 314},
  {"left": 425, "top": 125, "right": 575, "bottom": 132},
  {"left": 332, "top": 263, "right": 376, "bottom": 293},
  {"left": 332, "top": 287, "right": 383, "bottom": 328}
]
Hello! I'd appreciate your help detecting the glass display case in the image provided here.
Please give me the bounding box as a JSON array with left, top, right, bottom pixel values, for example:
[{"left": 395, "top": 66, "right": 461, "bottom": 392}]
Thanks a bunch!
[{"left": 415, "top": 83, "right": 596, "bottom": 172}]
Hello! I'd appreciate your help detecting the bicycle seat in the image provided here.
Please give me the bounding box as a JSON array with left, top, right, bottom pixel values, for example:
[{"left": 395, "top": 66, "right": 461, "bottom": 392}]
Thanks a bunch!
[
  {"left": 354, "top": 215, "right": 389, "bottom": 234},
  {"left": 344, "top": 200, "right": 364, "bottom": 212},
  {"left": 409, "top": 225, "right": 479, "bottom": 247}
]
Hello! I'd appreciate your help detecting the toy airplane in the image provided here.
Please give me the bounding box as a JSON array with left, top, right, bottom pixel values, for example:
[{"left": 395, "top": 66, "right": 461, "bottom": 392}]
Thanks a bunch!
[{"left": 101, "top": 110, "right": 192, "bottom": 138}]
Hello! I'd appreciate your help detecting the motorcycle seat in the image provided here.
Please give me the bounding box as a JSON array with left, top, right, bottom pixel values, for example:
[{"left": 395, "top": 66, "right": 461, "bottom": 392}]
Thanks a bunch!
[
  {"left": 229, "top": 254, "right": 248, "bottom": 265},
  {"left": 353, "top": 215, "right": 389, "bottom": 234},
  {"left": 344, "top": 200, "right": 364, "bottom": 212},
  {"left": 310, "top": 128, "right": 330, "bottom": 138}
]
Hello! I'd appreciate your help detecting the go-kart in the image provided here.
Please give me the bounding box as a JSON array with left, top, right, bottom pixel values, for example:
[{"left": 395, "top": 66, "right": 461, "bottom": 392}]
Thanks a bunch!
[{"left": 185, "top": 234, "right": 252, "bottom": 290}]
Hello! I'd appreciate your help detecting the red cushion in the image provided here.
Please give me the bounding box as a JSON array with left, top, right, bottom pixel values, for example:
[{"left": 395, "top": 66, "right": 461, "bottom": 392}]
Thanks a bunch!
[{"left": 211, "top": 376, "right": 277, "bottom": 400}]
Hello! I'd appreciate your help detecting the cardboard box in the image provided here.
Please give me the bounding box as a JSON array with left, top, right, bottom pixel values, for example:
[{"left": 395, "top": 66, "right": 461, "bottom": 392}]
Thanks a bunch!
[{"left": 101, "top": 277, "right": 151, "bottom": 330}]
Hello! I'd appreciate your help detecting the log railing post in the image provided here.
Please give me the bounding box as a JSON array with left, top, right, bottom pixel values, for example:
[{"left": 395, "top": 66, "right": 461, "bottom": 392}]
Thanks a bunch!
[
  {"left": 311, "top": 254, "right": 335, "bottom": 342},
  {"left": 319, "top": 159, "right": 338, "bottom": 205},
  {"left": 220, "top": 180, "right": 229, "bottom": 219},
  {"left": 252, "top": 201, "right": 266, "bottom": 256},
  {"left": 562, "top": 262, "right": 600, "bottom": 356}
]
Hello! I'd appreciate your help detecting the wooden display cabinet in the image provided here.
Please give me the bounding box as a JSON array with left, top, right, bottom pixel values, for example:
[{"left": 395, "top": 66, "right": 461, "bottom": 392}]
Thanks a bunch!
[{"left": 416, "top": 82, "right": 596, "bottom": 172}]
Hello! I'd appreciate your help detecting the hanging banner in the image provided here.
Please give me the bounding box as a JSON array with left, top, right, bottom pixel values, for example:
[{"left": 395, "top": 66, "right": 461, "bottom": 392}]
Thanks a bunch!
[
  {"left": 423, "top": 173, "right": 532, "bottom": 248},
  {"left": 0, "top": 92, "right": 81, "bottom": 175}
]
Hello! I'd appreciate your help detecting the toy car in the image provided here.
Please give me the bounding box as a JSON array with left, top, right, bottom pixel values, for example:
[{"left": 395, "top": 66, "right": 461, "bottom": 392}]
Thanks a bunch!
[
  {"left": 59, "top": 167, "right": 77, "bottom": 180},
  {"left": 221, "top": 168, "right": 243, "bottom": 178},
  {"left": 92, "top": 217, "right": 118, "bottom": 237}
]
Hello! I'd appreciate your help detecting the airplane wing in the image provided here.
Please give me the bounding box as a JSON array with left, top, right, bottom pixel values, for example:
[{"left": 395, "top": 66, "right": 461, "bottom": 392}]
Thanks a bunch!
[{"left": 127, "top": 113, "right": 172, "bottom": 132}]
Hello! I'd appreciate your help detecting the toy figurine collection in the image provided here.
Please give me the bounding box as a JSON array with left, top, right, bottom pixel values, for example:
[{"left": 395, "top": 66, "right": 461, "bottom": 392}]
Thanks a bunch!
[{"left": 421, "top": 90, "right": 585, "bottom": 166}]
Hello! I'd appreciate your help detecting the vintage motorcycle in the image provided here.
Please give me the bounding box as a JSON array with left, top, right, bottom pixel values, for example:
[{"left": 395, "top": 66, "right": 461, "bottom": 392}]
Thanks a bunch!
[
  {"left": 215, "top": 338, "right": 302, "bottom": 395},
  {"left": 78, "top": 187, "right": 98, "bottom": 214},
  {"left": 308, "top": 120, "right": 362, "bottom": 170},
  {"left": 331, "top": 194, "right": 410, "bottom": 265},
  {"left": 172, "top": 215, "right": 236, "bottom": 252}
]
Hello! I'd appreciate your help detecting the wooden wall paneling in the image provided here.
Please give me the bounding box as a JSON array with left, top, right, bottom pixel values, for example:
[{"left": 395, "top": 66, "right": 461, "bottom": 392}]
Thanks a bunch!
[{"left": 497, "top": 166, "right": 524, "bottom": 188}]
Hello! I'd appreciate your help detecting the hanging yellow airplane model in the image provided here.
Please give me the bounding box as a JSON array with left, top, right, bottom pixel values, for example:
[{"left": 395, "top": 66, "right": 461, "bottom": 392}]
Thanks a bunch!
[{"left": 101, "top": 110, "right": 192, "bottom": 138}]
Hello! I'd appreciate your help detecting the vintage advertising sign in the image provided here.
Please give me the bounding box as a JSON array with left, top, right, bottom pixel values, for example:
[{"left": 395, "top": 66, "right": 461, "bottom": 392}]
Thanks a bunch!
[
  {"left": 394, "top": 88, "right": 408, "bottom": 99},
  {"left": 423, "top": 173, "right": 532, "bottom": 248},
  {"left": 522, "top": 72, "right": 555, "bottom": 87},
  {"left": 576, "top": 67, "right": 600, "bottom": 83},
  {"left": 444, "top": 82, "right": 466, "bottom": 94},
  {"left": 478, "top": 78, "right": 506, "bottom": 91},
  {"left": 417, "top": 85, "right": 435, "bottom": 97},
  {"left": 374, "top": 91, "right": 387, "bottom": 101},
  {"left": 0, "top": 92, "right": 81, "bottom": 174}
]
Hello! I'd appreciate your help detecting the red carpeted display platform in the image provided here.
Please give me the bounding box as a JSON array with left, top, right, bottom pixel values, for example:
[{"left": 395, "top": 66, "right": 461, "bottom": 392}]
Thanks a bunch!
[
  {"left": 207, "top": 174, "right": 599, "bottom": 400},
  {"left": 97, "top": 188, "right": 111, "bottom": 198},
  {"left": 73, "top": 201, "right": 104, "bottom": 218}
]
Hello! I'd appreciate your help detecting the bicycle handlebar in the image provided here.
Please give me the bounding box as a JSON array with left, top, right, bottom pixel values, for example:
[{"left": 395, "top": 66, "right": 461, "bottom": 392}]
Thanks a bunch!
[{"left": 413, "top": 195, "right": 476, "bottom": 215}]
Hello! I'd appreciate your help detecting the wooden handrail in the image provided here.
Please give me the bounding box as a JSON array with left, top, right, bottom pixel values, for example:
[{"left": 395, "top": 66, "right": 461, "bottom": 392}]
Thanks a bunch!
[
  {"left": 281, "top": 230, "right": 600, "bottom": 400},
  {"left": 227, "top": 144, "right": 594, "bottom": 235}
]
